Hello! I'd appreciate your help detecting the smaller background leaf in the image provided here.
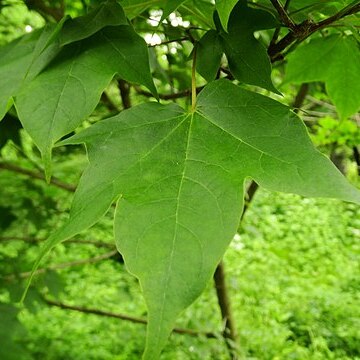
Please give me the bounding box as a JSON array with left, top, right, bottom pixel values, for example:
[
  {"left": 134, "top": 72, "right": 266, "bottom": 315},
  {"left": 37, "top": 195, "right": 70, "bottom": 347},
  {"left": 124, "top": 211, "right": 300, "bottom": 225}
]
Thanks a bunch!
[
  {"left": 15, "top": 24, "right": 157, "bottom": 177},
  {"left": 0, "top": 113, "right": 22, "bottom": 150},
  {"left": 196, "top": 30, "right": 223, "bottom": 81},
  {"left": 60, "top": 0, "right": 128, "bottom": 45},
  {"left": 161, "top": 0, "right": 188, "bottom": 20},
  {"left": 215, "top": 0, "right": 238, "bottom": 31},
  {"left": 284, "top": 34, "right": 360, "bottom": 119},
  {"left": 220, "top": 0, "right": 279, "bottom": 93}
]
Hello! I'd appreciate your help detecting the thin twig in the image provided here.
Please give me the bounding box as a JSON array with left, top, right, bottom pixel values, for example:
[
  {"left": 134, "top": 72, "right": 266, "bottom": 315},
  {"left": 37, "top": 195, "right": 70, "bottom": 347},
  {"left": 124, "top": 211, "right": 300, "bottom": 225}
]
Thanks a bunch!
[
  {"left": 293, "top": 83, "right": 309, "bottom": 114},
  {"left": 353, "top": 146, "right": 360, "bottom": 176},
  {"left": 25, "top": 0, "right": 64, "bottom": 21},
  {"left": 0, "top": 236, "right": 41, "bottom": 243},
  {"left": 100, "top": 93, "right": 120, "bottom": 112},
  {"left": 43, "top": 297, "right": 218, "bottom": 338},
  {"left": 301, "top": 116, "right": 320, "bottom": 123},
  {"left": 8, "top": 142, "right": 45, "bottom": 172},
  {"left": 148, "top": 37, "right": 189, "bottom": 47},
  {"left": 268, "top": 17, "right": 316, "bottom": 61},
  {"left": 241, "top": 180, "right": 259, "bottom": 221},
  {"left": 214, "top": 262, "right": 239, "bottom": 359},
  {"left": 67, "top": 239, "right": 115, "bottom": 248},
  {"left": 118, "top": 80, "right": 131, "bottom": 110},
  {"left": 3, "top": 250, "right": 118, "bottom": 281},
  {"left": 0, "top": 236, "right": 115, "bottom": 249},
  {"left": 301, "top": 109, "right": 337, "bottom": 118},
  {"left": 268, "top": 1, "right": 360, "bottom": 61},
  {"left": 315, "top": 2, "right": 360, "bottom": 31},
  {"left": 0, "top": 162, "right": 76, "bottom": 192},
  {"left": 270, "top": 0, "right": 296, "bottom": 30},
  {"left": 134, "top": 85, "right": 205, "bottom": 100},
  {"left": 306, "top": 95, "right": 336, "bottom": 110},
  {"left": 270, "top": 0, "right": 292, "bottom": 46}
]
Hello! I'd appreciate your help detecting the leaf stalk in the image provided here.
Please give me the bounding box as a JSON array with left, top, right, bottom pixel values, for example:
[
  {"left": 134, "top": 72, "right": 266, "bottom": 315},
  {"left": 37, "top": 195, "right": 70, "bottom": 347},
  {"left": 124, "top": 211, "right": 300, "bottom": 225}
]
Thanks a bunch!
[{"left": 191, "top": 44, "right": 198, "bottom": 112}]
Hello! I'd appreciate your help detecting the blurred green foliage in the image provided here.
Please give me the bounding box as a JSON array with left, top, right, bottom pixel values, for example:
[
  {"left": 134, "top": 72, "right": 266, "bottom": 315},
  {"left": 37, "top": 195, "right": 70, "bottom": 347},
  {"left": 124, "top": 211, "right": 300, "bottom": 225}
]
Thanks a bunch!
[
  {"left": 0, "top": 0, "right": 44, "bottom": 44},
  {"left": 314, "top": 117, "right": 360, "bottom": 147}
]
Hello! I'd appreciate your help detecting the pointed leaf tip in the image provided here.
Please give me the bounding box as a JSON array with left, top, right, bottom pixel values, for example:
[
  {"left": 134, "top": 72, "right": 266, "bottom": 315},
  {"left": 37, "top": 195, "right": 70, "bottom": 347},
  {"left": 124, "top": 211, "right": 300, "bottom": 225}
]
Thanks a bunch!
[
  {"left": 215, "top": 0, "right": 238, "bottom": 31},
  {"left": 42, "top": 150, "right": 53, "bottom": 184}
]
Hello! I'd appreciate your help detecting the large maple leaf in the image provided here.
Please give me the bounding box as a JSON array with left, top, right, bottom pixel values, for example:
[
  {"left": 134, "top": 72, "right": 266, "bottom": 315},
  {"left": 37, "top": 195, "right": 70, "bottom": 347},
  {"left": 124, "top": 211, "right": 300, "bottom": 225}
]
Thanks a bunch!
[{"left": 27, "top": 79, "right": 360, "bottom": 359}]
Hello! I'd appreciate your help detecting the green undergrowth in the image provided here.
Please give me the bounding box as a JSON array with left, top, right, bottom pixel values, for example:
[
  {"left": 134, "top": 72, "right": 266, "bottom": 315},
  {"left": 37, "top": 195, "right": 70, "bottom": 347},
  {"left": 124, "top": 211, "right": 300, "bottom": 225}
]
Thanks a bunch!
[{"left": 1, "top": 159, "right": 359, "bottom": 359}]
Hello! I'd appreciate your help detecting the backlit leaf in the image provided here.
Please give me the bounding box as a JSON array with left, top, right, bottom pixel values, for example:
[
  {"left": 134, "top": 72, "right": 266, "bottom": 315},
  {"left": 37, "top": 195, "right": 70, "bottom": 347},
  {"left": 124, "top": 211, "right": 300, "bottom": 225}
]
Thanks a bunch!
[
  {"left": 178, "top": 0, "right": 215, "bottom": 27},
  {"left": 120, "top": 0, "right": 161, "bottom": 19},
  {"left": 120, "top": 0, "right": 189, "bottom": 20},
  {"left": 0, "top": 31, "right": 40, "bottom": 120},
  {"left": 284, "top": 34, "right": 360, "bottom": 119},
  {"left": 162, "top": 0, "right": 188, "bottom": 20},
  {"left": 215, "top": 0, "right": 238, "bottom": 31},
  {"left": 15, "top": 25, "right": 157, "bottom": 178},
  {"left": 0, "top": 20, "right": 67, "bottom": 121},
  {"left": 60, "top": 0, "right": 128, "bottom": 45}
]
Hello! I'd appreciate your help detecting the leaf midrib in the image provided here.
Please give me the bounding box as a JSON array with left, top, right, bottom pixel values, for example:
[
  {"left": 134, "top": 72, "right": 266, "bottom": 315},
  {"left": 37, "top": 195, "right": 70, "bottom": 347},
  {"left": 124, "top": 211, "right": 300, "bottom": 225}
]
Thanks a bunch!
[
  {"left": 113, "top": 114, "right": 189, "bottom": 191},
  {"left": 153, "top": 112, "right": 193, "bottom": 351},
  {"left": 47, "top": 57, "right": 78, "bottom": 151}
]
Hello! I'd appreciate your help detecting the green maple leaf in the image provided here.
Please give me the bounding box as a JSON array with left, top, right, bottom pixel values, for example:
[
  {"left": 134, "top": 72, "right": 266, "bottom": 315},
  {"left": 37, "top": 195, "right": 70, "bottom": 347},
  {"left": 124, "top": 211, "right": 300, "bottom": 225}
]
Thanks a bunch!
[
  {"left": 196, "top": 30, "right": 223, "bottom": 82},
  {"left": 0, "top": 21, "right": 64, "bottom": 120},
  {"left": 161, "top": 0, "right": 188, "bottom": 20},
  {"left": 14, "top": 24, "right": 156, "bottom": 179},
  {"left": 120, "top": 0, "right": 162, "bottom": 19},
  {"left": 220, "top": 0, "right": 279, "bottom": 93},
  {"left": 25, "top": 80, "right": 360, "bottom": 359},
  {"left": 0, "top": 0, "right": 128, "bottom": 121},
  {"left": 284, "top": 34, "right": 360, "bottom": 119},
  {"left": 0, "top": 2, "right": 156, "bottom": 179},
  {"left": 179, "top": 0, "right": 215, "bottom": 27},
  {"left": 196, "top": 0, "right": 279, "bottom": 92},
  {"left": 119, "top": 0, "right": 187, "bottom": 20},
  {"left": 215, "top": 0, "right": 238, "bottom": 31},
  {"left": 59, "top": 0, "right": 128, "bottom": 45},
  {"left": 0, "top": 32, "right": 39, "bottom": 120}
]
